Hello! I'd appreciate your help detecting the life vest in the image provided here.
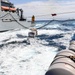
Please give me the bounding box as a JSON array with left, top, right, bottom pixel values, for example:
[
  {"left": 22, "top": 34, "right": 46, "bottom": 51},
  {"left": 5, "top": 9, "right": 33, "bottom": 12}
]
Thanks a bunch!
[{"left": 1, "top": 6, "right": 16, "bottom": 12}]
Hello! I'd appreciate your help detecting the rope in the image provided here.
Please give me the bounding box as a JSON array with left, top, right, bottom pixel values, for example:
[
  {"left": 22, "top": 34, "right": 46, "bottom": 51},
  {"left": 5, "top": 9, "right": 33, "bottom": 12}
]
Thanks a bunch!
[
  {"left": 27, "top": 11, "right": 75, "bottom": 18},
  {"left": 0, "top": 13, "right": 9, "bottom": 18},
  {"left": 36, "top": 19, "right": 73, "bottom": 29},
  {"left": 0, "top": 12, "right": 30, "bottom": 29},
  {"left": 9, "top": 13, "right": 29, "bottom": 29},
  {"left": 57, "top": 11, "right": 75, "bottom": 15},
  {"left": 34, "top": 11, "right": 75, "bottom": 29},
  {"left": 27, "top": 14, "right": 51, "bottom": 18},
  {"left": 37, "top": 20, "right": 54, "bottom": 29}
]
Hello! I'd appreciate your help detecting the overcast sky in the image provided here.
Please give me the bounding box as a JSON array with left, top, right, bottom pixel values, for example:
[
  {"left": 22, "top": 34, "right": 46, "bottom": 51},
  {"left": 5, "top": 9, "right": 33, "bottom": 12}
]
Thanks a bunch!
[{"left": 9, "top": 0, "right": 75, "bottom": 20}]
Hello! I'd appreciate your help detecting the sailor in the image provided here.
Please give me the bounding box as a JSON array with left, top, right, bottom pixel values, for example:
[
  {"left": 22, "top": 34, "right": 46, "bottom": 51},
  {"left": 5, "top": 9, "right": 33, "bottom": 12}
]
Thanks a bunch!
[{"left": 32, "top": 15, "right": 35, "bottom": 23}]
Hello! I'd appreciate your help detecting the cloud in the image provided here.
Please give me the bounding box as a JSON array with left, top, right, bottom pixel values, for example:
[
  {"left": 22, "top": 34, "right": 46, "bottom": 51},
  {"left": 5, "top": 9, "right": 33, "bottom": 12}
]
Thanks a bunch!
[{"left": 16, "top": 1, "right": 75, "bottom": 20}]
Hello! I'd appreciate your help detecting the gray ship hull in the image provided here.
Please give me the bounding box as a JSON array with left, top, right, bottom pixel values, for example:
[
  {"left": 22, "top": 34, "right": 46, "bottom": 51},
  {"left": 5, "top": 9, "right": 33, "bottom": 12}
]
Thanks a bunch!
[{"left": 0, "top": 11, "right": 35, "bottom": 31}]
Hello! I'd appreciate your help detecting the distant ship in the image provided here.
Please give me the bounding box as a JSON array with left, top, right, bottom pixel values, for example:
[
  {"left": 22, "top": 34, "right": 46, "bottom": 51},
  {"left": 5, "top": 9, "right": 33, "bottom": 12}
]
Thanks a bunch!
[{"left": 0, "top": 0, "right": 35, "bottom": 31}]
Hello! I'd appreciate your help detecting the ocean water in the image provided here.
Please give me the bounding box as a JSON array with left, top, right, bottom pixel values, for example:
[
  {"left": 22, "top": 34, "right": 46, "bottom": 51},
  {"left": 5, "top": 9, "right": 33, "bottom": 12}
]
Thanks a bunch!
[{"left": 0, "top": 19, "right": 75, "bottom": 75}]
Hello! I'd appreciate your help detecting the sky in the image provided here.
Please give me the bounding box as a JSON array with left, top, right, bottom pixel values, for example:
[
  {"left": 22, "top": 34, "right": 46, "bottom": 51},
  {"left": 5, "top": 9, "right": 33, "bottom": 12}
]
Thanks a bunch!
[
  {"left": 10, "top": 0, "right": 48, "bottom": 4},
  {"left": 9, "top": 0, "right": 75, "bottom": 20},
  {"left": 9, "top": 0, "right": 75, "bottom": 4}
]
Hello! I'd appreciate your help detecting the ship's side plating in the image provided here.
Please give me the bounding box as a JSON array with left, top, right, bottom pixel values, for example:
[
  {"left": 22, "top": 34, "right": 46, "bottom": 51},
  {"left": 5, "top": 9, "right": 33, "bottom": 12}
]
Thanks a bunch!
[{"left": 0, "top": 0, "right": 35, "bottom": 31}]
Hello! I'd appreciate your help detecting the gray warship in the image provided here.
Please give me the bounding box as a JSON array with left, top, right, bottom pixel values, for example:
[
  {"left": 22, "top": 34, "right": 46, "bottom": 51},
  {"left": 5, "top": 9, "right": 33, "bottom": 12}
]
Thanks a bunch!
[{"left": 0, "top": 0, "right": 35, "bottom": 31}]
